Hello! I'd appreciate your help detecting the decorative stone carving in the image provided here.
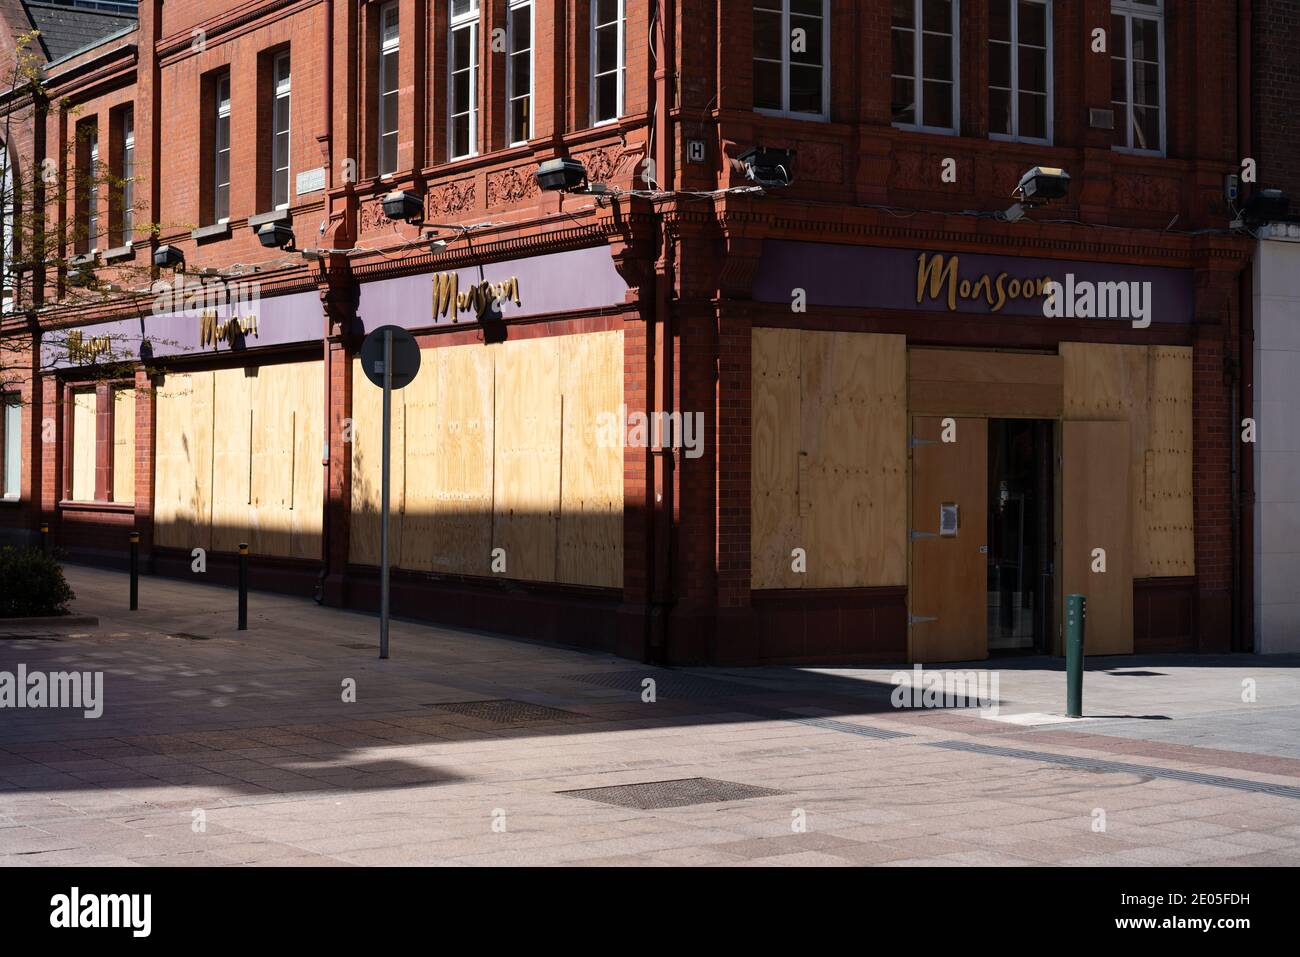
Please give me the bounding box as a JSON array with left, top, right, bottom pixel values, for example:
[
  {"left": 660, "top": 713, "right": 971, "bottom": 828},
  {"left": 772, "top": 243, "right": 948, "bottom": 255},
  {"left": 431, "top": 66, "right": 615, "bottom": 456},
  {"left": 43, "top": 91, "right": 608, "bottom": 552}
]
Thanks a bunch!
[
  {"left": 427, "top": 179, "right": 477, "bottom": 217},
  {"left": 796, "top": 141, "right": 842, "bottom": 184},
  {"left": 486, "top": 166, "right": 540, "bottom": 207},
  {"left": 576, "top": 143, "right": 646, "bottom": 188},
  {"left": 1113, "top": 173, "right": 1181, "bottom": 211}
]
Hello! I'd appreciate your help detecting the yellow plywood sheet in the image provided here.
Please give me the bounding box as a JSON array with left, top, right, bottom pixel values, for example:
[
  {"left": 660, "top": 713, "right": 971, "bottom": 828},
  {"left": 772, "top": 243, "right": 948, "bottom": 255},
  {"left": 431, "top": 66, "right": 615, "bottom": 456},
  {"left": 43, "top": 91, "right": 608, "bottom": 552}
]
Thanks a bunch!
[
  {"left": 152, "top": 372, "right": 214, "bottom": 550},
  {"left": 288, "top": 362, "right": 324, "bottom": 561},
  {"left": 398, "top": 345, "right": 441, "bottom": 570},
  {"left": 111, "top": 386, "right": 135, "bottom": 503},
  {"left": 1147, "top": 346, "right": 1194, "bottom": 576},
  {"left": 557, "top": 330, "right": 624, "bottom": 587},
  {"left": 348, "top": 356, "right": 404, "bottom": 566},
  {"left": 751, "top": 328, "right": 802, "bottom": 589},
  {"left": 210, "top": 368, "right": 254, "bottom": 554},
  {"left": 426, "top": 344, "right": 495, "bottom": 573},
  {"left": 1062, "top": 419, "right": 1134, "bottom": 655},
  {"left": 908, "top": 348, "right": 1063, "bottom": 418},
  {"left": 492, "top": 337, "right": 560, "bottom": 582},
  {"left": 70, "top": 389, "right": 97, "bottom": 502}
]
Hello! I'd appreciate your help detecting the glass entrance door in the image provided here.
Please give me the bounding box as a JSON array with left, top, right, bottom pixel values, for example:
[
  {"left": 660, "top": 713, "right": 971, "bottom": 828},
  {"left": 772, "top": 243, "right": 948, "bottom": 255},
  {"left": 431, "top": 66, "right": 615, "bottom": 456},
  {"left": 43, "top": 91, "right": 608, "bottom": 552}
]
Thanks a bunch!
[{"left": 987, "top": 419, "right": 1053, "bottom": 653}]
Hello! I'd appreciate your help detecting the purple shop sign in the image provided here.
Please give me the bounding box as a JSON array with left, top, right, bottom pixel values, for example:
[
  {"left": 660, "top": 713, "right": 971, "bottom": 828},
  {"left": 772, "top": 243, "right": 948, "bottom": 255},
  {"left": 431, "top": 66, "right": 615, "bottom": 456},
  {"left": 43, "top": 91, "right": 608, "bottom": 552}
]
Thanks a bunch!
[
  {"left": 42, "top": 287, "right": 324, "bottom": 370},
  {"left": 355, "top": 244, "right": 627, "bottom": 334},
  {"left": 753, "top": 240, "right": 1195, "bottom": 324}
]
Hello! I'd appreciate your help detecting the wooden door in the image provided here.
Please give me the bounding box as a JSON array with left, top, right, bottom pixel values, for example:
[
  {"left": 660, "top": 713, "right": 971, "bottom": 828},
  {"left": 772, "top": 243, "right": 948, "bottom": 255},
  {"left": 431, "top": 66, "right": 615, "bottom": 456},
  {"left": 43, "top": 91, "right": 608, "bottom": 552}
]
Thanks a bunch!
[
  {"left": 909, "top": 416, "right": 988, "bottom": 662},
  {"left": 1061, "top": 420, "right": 1133, "bottom": 655}
]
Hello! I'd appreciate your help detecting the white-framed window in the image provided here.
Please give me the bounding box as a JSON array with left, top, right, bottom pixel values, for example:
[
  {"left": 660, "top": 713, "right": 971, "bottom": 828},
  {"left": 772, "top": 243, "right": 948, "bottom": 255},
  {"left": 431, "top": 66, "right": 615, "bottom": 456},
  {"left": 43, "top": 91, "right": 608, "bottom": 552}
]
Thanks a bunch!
[
  {"left": 271, "top": 52, "right": 292, "bottom": 208},
  {"left": 1111, "top": 0, "right": 1164, "bottom": 154},
  {"left": 891, "top": 0, "right": 960, "bottom": 134},
  {"left": 213, "top": 72, "right": 231, "bottom": 222},
  {"left": 378, "top": 1, "right": 400, "bottom": 175},
  {"left": 86, "top": 127, "right": 99, "bottom": 250},
  {"left": 120, "top": 108, "right": 134, "bottom": 243},
  {"left": 752, "top": 0, "right": 829, "bottom": 120},
  {"left": 506, "top": 0, "right": 533, "bottom": 144},
  {"left": 590, "top": 0, "right": 624, "bottom": 125},
  {"left": 449, "top": 0, "right": 480, "bottom": 159},
  {"left": 2, "top": 394, "right": 19, "bottom": 500},
  {"left": 1, "top": 143, "right": 14, "bottom": 302},
  {"left": 989, "top": 0, "right": 1051, "bottom": 143}
]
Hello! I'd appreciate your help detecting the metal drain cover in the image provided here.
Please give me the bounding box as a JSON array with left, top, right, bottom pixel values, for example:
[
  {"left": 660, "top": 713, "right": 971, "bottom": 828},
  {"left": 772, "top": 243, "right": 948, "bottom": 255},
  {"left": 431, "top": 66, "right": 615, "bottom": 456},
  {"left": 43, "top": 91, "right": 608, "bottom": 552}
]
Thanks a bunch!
[
  {"left": 171, "top": 632, "right": 211, "bottom": 641},
  {"left": 431, "top": 699, "right": 581, "bottom": 724},
  {"left": 560, "top": 777, "right": 785, "bottom": 809},
  {"left": 565, "top": 670, "right": 771, "bottom": 699}
]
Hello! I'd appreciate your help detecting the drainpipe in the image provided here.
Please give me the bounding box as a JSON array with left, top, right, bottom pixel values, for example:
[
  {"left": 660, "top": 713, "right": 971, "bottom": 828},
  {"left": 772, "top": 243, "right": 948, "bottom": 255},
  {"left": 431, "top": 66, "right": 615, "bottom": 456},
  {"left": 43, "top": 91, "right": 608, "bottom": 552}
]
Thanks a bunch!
[
  {"left": 646, "top": 0, "right": 676, "bottom": 663},
  {"left": 316, "top": 0, "right": 336, "bottom": 603},
  {"left": 1236, "top": 0, "right": 1254, "bottom": 652}
]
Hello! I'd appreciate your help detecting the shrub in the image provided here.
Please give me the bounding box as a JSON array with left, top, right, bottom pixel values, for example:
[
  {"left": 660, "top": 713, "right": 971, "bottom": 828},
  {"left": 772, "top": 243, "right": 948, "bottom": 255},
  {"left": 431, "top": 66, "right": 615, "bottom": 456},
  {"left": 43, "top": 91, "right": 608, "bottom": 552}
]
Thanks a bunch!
[{"left": 0, "top": 546, "right": 76, "bottom": 617}]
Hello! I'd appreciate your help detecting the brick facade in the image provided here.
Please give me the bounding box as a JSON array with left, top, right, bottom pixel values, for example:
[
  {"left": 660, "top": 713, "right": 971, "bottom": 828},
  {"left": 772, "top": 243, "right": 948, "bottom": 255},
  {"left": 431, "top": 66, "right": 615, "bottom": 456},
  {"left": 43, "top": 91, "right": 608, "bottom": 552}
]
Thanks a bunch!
[{"left": 0, "top": 1, "right": 1257, "bottom": 663}]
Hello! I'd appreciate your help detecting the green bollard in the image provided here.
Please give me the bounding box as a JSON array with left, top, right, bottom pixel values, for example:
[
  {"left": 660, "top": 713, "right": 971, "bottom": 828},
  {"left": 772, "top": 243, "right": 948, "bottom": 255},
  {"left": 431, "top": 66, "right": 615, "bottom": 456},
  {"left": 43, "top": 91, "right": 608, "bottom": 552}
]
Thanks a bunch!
[{"left": 1066, "top": 593, "right": 1086, "bottom": 718}]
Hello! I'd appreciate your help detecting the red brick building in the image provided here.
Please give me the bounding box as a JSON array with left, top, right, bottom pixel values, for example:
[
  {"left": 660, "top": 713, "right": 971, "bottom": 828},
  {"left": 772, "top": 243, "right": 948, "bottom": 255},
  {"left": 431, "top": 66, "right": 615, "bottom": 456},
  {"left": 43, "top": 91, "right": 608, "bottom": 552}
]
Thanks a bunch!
[{"left": 0, "top": 1, "right": 1254, "bottom": 665}]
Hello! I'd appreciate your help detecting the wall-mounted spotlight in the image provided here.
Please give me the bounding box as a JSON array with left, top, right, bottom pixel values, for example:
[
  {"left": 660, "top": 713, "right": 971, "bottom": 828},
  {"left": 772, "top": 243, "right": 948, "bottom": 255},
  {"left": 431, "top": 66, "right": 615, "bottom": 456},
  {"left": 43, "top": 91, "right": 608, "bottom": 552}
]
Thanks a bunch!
[
  {"left": 535, "top": 158, "right": 588, "bottom": 193},
  {"left": 1242, "top": 188, "right": 1291, "bottom": 228},
  {"left": 383, "top": 190, "right": 425, "bottom": 224},
  {"left": 256, "top": 221, "right": 296, "bottom": 250},
  {"left": 153, "top": 244, "right": 184, "bottom": 269},
  {"left": 736, "top": 146, "right": 795, "bottom": 188},
  {"left": 1002, "top": 165, "right": 1071, "bottom": 222}
]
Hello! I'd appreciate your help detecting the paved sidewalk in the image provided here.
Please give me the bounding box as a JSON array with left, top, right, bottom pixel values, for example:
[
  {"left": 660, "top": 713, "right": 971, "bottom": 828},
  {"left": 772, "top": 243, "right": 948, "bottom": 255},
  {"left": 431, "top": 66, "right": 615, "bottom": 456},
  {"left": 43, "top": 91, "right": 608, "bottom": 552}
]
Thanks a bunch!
[{"left": 1, "top": 565, "right": 1298, "bottom": 867}]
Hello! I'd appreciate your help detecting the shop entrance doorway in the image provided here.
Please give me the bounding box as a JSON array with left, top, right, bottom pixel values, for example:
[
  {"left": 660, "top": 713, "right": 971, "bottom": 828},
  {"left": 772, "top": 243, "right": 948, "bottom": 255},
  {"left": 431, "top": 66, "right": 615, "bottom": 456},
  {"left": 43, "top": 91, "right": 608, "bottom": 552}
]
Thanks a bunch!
[{"left": 986, "top": 419, "right": 1054, "bottom": 654}]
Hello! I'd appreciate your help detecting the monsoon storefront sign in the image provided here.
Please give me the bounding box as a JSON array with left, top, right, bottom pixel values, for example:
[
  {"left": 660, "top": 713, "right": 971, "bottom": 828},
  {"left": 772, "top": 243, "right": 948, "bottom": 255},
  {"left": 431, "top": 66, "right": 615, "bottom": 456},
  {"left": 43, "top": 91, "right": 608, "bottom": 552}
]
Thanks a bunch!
[{"left": 753, "top": 241, "right": 1194, "bottom": 324}]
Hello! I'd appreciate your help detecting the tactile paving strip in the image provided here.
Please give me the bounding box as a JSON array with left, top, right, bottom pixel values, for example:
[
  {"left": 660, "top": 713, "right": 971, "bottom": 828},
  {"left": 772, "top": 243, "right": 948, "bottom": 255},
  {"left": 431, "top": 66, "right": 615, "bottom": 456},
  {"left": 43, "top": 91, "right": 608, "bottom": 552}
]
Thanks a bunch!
[
  {"left": 559, "top": 777, "right": 786, "bottom": 809},
  {"left": 929, "top": 740, "right": 1300, "bottom": 800}
]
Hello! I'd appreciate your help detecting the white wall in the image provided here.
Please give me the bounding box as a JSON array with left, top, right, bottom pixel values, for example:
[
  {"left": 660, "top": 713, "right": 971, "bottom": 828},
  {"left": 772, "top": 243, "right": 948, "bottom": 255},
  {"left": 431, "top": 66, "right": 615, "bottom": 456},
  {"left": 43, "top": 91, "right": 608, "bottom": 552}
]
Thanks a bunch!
[{"left": 1254, "top": 230, "right": 1300, "bottom": 653}]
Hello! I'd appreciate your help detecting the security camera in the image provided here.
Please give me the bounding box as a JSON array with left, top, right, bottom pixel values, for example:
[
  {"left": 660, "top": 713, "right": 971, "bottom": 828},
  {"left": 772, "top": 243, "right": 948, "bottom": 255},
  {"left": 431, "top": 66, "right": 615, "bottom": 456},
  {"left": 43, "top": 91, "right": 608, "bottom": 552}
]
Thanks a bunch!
[{"left": 736, "top": 146, "right": 795, "bottom": 188}]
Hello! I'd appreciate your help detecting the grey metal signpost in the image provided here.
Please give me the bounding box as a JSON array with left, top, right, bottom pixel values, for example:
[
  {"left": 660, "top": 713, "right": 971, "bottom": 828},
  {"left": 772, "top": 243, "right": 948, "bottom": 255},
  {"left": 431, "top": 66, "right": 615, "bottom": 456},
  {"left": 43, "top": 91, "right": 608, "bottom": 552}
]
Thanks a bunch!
[{"left": 359, "top": 325, "right": 421, "bottom": 659}]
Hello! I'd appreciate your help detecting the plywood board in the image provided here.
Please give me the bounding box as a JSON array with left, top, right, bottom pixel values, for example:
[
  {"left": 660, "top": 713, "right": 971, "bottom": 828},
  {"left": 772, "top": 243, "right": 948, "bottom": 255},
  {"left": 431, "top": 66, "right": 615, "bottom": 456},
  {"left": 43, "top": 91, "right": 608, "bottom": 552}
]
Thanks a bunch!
[
  {"left": 288, "top": 361, "right": 324, "bottom": 560},
  {"left": 398, "top": 345, "right": 441, "bottom": 570},
  {"left": 348, "top": 356, "right": 405, "bottom": 566},
  {"left": 909, "top": 415, "right": 988, "bottom": 663},
  {"left": 557, "top": 330, "right": 624, "bottom": 587},
  {"left": 210, "top": 367, "right": 254, "bottom": 554},
  {"left": 909, "top": 348, "right": 1063, "bottom": 418},
  {"left": 751, "top": 328, "right": 802, "bottom": 589},
  {"left": 70, "top": 389, "right": 97, "bottom": 501},
  {"left": 153, "top": 372, "right": 213, "bottom": 551},
  {"left": 492, "top": 337, "right": 560, "bottom": 582},
  {"left": 1146, "top": 346, "right": 1194, "bottom": 576},
  {"left": 424, "top": 344, "right": 494, "bottom": 574},
  {"left": 1061, "top": 419, "right": 1133, "bottom": 655},
  {"left": 111, "top": 386, "right": 135, "bottom": 503}
]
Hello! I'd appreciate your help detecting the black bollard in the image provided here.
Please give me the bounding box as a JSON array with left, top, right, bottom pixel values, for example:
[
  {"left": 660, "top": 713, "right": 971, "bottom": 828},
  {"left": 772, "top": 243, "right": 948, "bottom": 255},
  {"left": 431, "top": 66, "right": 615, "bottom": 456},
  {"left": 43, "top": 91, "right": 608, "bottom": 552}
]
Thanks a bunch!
[
  {"left": 129, "top": 532, "right": 139, "bottom": 611},
  {"left": 237, "top": 543, "right": 248, "bottom": 631}
]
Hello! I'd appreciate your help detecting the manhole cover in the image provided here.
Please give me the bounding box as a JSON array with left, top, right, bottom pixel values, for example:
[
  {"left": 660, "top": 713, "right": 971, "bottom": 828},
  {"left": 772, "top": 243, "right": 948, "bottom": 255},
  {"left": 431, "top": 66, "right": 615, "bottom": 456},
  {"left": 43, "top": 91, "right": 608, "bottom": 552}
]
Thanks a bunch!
[
  {"left": 430, "top": 699, "right": 581, "bottom": 724},
  {"left": 565, "top": 670, "right": 772, "bottom": 699},
  {"left": 560, "top": 777, "right": 785, "bottom": 809}
]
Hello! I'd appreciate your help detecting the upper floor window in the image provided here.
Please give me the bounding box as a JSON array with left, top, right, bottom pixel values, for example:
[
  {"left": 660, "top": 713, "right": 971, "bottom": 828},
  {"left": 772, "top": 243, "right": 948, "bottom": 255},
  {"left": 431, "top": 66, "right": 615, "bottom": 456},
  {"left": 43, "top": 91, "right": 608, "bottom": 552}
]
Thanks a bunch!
[
  {"left": 989, "top": 0, "right": 1051, "bottom": 143},
  {"left": 378, "top": 2, "right": 400, "bottom": 175},
  {"left": 118, "top": 107, "right": 135, "bottom": 243},
  {"left": 2, "top": 394, "right": 19, "bottom": 500},
  {"left": 891, "top": 0, "right": 959, "bottom": 134},
  {"left": 753, "top": 0, "right": 828, "bottom": 119},
  {"left": 591, "top": 0, "right": 625, "bottom": 125},
  {"left": 213, "top": 72, "right": 231, "bottom": 222},
  {"left": 449, "top": 0, "right": 480, "bottom": 159},
  {"left": 507, "top": 0, "right": 533, "bottom": 144},
  {"left": 77, "top": 121, "right": 99, "bottom": 253},
  {"left": 1, "top": 143, "right": 14, "bottom": 302},
  {"left": 272, "top": 53, "right": 292, "bottom": 208},
  {"left": 1111, "top": 0, "right": 1164, "bottom": 153}
]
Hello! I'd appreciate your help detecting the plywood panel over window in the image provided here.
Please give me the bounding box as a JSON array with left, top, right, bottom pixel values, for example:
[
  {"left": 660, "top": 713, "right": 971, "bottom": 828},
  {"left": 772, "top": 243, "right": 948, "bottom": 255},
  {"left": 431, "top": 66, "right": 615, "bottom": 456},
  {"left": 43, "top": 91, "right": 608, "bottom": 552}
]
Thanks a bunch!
[
  {"left": 350, "top": 331, "right": 624, "bottom": 589},
  {"left": 154, "top": 372, "right": 215, "bottom": 550},
  {"left": 752, "top": 329, "right": 908, "bottom": 589},
  {"left": 111, "top": 386, "right": 135, "bottom": 503},
  {"left": 154, "top": 362, "right": 322, "bottom": 558},
  {"left": 70, "top": 388, "right": 98, "bottom": 502},
  {"left": 1061, "top": 342, "right": 1193, "bottom": 578}
]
